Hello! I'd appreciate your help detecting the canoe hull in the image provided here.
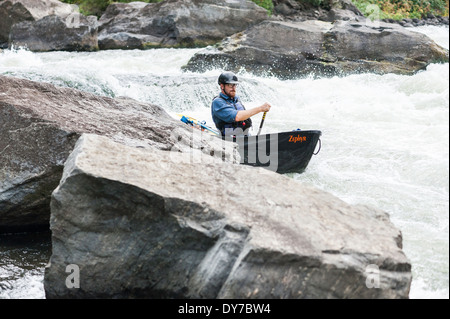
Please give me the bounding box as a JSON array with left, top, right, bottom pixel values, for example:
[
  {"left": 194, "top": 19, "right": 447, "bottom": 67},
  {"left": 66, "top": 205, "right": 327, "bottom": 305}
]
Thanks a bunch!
[
  {"left": 232, "top": 130, "right": 322, "bottom": 174},
  {"left": 177, "top": 114, "right": 321, "bottom": 174}
]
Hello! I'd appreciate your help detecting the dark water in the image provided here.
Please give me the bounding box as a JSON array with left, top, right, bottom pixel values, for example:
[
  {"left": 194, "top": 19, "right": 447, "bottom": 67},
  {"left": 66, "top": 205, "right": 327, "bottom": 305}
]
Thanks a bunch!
[{"left": 0, "top": 231, "right": 51, "bottom": 299}]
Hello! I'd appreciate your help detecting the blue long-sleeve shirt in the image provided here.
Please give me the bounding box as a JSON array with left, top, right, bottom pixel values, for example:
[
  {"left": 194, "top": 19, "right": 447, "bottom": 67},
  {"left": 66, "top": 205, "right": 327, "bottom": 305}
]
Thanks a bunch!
[{"left": 211, "top": 93, "right": 245, "bottom": 132}]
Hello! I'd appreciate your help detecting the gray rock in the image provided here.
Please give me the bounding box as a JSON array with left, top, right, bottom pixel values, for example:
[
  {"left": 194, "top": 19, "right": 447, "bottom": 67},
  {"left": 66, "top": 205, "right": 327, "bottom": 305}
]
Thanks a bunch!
[
  {"left": 274, "top": 2, "right": 294, "bottom": 16},
  {"left": 97, "top": 0, "right": 270, "bottom": 50},
  {"left": 325, "top": 8, "right": 362, "bottom": 22},
  {"left": 329, "top": 0, "right": 363, "bottom": 15},
  {"left": 97, "top": 31, "right": 161, "bottom": 51},
  {"left": 44, "top": 133, "right": 412, "bottom": 299},
  {"left": 184, "top": 19, "right": 449, "bottom": 79},
  {"left": 273, "top": 0, "right": 363, "bottom": 22},
  {"left": 0, "top": 0, "right": 77, "bottom": 44},
  {"left": 328, "top": 20, "right": 448, "bottom": 71},
  {"left": 0, "top": 75, "right": 237, "bottom": 233},
  {"left": 9, "top": 14, "right": 98, "bottom": 52}
]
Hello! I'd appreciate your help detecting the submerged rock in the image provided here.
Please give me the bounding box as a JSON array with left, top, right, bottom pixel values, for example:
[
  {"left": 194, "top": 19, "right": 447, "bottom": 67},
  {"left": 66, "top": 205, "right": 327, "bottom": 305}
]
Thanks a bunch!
[
  {"left": 184, "top": 19, "right": 449, "bottom": 78},
  {"left": 0, "top": 75, "right": 236, "bottom": 233},
  {"left": 44, "top": 133, "right": 411, "bottom": 299}
]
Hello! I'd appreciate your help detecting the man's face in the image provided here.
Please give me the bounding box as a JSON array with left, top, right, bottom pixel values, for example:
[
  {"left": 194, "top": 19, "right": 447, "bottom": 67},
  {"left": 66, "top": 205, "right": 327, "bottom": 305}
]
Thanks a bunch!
[{"left": 222, "top": 83, "right": 237, "bottom": 98}]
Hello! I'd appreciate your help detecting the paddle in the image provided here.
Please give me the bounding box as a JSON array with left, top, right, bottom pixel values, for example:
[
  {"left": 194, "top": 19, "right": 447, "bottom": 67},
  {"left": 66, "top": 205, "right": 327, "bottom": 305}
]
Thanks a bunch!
[
  {"left": 257, "top": 112, "right": 267, "bottom": 135},
  {"left": 179, "top": 115, "right": 220, "bottom": 136}
]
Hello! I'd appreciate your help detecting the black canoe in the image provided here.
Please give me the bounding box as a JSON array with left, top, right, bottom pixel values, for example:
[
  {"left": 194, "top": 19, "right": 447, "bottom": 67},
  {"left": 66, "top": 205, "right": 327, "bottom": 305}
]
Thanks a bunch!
[
  {"left": 178, "top": 114, "right": 321, "bottom": 174},
  {"left": 231, "top": 130, "right": 322, "bottom": 174}
]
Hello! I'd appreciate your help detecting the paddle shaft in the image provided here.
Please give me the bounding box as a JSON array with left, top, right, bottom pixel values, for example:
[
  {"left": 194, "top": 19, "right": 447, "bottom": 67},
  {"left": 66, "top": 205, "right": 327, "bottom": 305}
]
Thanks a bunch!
[
  {"left": 257, "top": 112, "right": 267, "bottom": 135},
  {"left": 180, "top": 115, "right": 220, "bottom": 135},
  {"left": 198, "top": 122, "right": 220, "bottom": 135}
]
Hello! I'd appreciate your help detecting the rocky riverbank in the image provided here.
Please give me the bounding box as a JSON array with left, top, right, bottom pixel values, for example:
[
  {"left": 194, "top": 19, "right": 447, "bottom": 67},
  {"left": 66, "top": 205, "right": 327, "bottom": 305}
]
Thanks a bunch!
[
  {"left": 1, "top": 0, "right": 448, "bottom": 78},
  {"left": 381, "top": 15, "right": 449, "bottom": 27},
  {"left": 270, "top": 0, "right": 449, "bottom": 27}
]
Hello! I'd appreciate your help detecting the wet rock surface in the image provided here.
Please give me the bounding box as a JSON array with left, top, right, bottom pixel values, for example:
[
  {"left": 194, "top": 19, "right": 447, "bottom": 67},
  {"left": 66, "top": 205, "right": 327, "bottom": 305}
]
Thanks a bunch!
[
  {"left": 184, "top": 19, "right": 449, "bottom": 78},
  {"left": 44, "top": 133, "right": 412, "bottom": 299}
]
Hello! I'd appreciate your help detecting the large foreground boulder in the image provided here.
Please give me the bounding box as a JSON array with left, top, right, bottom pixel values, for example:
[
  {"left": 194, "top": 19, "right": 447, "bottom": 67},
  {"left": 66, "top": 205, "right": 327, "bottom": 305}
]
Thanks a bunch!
[
  {"left": 0, "top": 75, "right": 236, "bottom": 233},
  {"left": 0, "top": 0, "right": 77, "bottom": 45},
  {"left": 184, "top": 19, "right": 449, "bottom": 78},
  {"left": 44, "top": 133, "right": 412, "bottom": 299},
  {"left": 97, "top": 0, "right": 269, "bottom": 49}
]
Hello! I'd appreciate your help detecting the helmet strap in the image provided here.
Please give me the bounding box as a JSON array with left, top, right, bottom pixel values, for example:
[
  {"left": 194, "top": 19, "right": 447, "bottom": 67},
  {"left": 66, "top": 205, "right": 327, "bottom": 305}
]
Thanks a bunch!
[{"left": 220, "top": 84, "right": 232, "bottom": 98}]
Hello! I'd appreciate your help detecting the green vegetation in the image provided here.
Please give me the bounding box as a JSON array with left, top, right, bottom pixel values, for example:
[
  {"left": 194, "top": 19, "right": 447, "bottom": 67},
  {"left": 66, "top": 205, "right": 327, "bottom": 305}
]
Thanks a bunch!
[
  {"left": 61, "top": 0, "right": 448, "bottom": 20},
  {"left": 61, "top": 0, "right": 162, "bottom": 17},
  {"left": 352, "top": 0, "right": 449, "bottom": 20},
  {"left": 250, "top": 0, "right": 275, "bottom": 13}
]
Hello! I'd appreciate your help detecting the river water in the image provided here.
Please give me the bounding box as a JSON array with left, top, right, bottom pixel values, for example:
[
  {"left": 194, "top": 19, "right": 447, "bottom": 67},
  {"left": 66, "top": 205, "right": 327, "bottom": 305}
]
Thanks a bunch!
[{"left": 0, "top": 25, "right": 448, "bottom": 299}]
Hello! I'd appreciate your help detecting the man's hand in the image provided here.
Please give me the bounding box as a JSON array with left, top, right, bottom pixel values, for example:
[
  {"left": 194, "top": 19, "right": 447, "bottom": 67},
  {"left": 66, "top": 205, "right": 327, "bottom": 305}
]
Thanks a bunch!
[
  {"left": 259, "top": 102, "right": 271, "bottom": 113},
  {"left": 235, "top": 102, "right": 272, "bottom": 122}
]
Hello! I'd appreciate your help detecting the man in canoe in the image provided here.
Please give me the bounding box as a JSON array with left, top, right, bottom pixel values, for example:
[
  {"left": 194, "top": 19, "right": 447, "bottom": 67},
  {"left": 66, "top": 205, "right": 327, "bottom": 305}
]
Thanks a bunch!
[{"left": 211, "top": 72, "right": 271, "bottom": 136}]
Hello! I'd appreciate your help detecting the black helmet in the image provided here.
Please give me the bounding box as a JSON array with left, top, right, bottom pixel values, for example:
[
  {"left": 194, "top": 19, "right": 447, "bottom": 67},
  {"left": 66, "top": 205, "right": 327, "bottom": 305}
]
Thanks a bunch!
[{"left": 218, "top": 72, "right": 239, "bottom": 85}]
